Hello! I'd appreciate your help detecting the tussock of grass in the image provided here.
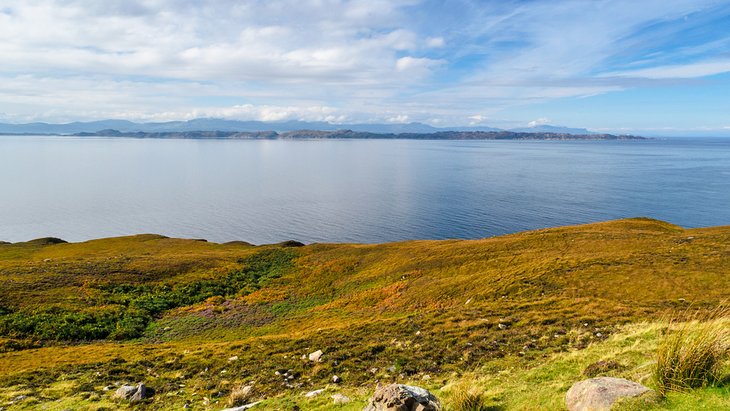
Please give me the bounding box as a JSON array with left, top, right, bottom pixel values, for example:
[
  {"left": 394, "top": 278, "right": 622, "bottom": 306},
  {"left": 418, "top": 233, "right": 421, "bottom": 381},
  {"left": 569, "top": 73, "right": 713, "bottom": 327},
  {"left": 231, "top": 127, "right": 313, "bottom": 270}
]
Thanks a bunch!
[
  {"left": 228, "top": 383, "right": 255, "bottom": 406},
  {"left": 654, "top": 310, "right": 730, "bottom": 395},
  {"left": 445, "top": 384, "right": 494, "bottom": 411}
]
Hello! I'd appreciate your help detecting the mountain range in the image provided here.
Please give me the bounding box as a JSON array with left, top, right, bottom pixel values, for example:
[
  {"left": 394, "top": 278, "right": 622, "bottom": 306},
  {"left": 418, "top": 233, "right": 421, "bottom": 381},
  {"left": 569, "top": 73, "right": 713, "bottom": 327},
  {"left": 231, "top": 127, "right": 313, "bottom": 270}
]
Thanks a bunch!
[{"left": 0, "top": 118, "right": 594, "bottom": 135}]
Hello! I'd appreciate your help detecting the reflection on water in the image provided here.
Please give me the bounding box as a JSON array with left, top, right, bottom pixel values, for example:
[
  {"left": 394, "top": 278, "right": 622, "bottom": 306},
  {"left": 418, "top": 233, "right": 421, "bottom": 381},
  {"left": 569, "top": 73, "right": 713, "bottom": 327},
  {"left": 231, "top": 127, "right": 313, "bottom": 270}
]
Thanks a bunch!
[{"left": 1, "top": 136, "right": 729, "bottom": 243}]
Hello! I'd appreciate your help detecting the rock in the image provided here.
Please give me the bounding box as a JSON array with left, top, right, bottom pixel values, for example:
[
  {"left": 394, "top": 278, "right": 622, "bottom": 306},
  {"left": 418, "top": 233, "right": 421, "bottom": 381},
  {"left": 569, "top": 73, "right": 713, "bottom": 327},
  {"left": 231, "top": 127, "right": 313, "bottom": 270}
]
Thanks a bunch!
[
  {"left": 363, "top": 384, "right": 441, "bottom": 411},
  {"left": 130, "top": 383, "right": 147, "bottom": 402},
  {"left": 308, "top": 349, "right": 324, "bottom": 362},
  {"left": 331, "top": 393, "right": 351, "bottom": 405},
  {"left": 113, "top": 383, "right": 148, "bottom": 402},
  {"left": 228, "top": 355, "right": 239, "bottom": 362},
  {"left": 113, "top": 384, "right": 138, "bottom": 400},
  {"left": 332, "top": 375, "right": 342, "bottom": 383},
  {"left": 304, "top": 389, "right": 325, "bottom": 398},
  {"left": 221, "top": 401, "right": 261, "bottom": 411},
  {"left": 566, "top": 377, "right": 653, "bottom": 411}
]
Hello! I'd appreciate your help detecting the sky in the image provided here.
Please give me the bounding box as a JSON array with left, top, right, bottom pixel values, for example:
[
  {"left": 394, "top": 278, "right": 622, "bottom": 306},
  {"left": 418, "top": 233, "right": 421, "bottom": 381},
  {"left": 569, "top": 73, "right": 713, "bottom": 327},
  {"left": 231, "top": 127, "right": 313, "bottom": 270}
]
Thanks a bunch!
[{"left": 1, "top": 0, "right": 730, "bottom": 133}]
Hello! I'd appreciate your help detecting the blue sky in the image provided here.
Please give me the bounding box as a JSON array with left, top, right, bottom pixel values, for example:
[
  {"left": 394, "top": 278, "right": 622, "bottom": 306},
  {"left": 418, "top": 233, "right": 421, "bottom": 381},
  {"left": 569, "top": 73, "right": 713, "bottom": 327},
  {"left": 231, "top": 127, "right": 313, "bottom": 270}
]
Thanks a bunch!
[{"left": 1, "top": 0, "right": 730, "bottom": 134}]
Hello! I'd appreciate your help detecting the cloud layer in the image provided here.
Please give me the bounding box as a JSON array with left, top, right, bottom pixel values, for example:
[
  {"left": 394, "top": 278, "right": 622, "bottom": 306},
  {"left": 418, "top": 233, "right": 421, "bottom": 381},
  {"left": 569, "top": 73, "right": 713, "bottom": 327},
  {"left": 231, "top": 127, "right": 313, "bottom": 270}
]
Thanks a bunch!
[{"left": 1, "top": 0, "right": 729, "bottom": 129}]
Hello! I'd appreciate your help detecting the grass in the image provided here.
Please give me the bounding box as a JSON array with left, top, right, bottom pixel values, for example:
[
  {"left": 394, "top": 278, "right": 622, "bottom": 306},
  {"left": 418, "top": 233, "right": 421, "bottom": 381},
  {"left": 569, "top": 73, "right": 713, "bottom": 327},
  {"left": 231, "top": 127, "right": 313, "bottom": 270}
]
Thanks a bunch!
[
  {"left": 654, "top": 310, "right": 730, "bottom": 395},
  {"left": 0, "top": 218, "right": 728, "bottom": 409},
  {"left": 0, "top": 247, "right": 296, "bottom": 341},
  {"left": 444, "top": 384, "right": 493, "bottom": 411}
]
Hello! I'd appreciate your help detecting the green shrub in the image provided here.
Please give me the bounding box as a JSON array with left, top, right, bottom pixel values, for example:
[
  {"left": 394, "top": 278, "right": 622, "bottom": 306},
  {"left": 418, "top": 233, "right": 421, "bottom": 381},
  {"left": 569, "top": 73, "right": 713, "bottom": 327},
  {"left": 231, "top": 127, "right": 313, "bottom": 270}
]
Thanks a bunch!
[
  {"left": 654, "top": 315, "right": 730, "bottom": 395},
  {"left": 0, "top": 248, "right": 297, "bottom": 341}
]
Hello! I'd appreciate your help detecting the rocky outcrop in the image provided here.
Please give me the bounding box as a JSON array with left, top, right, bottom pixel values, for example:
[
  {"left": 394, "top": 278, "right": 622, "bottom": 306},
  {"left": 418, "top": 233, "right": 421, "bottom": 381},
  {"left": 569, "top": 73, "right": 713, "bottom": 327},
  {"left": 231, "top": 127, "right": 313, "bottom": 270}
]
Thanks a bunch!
[
  {"left": 566, "top": 377, "right": 653, "bottom": 411},
  {"left": 363, "top": 384, "right": 441, "bottom": 411}
]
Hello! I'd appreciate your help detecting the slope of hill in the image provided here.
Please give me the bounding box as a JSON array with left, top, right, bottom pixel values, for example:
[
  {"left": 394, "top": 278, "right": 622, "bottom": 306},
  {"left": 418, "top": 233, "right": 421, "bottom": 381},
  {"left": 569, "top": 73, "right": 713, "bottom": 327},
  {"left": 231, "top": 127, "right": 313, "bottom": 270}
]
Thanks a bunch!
[{"left": 0, "top": 218, "right": 728, "bottom": 410}]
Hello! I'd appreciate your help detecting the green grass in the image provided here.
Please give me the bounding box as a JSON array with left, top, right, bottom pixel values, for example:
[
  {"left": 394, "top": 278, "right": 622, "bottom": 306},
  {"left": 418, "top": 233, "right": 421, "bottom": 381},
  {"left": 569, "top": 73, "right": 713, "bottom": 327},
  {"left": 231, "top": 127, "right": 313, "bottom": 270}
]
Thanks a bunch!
[{"left": 0, "top": 218, "right": 728, "bottom": 409}]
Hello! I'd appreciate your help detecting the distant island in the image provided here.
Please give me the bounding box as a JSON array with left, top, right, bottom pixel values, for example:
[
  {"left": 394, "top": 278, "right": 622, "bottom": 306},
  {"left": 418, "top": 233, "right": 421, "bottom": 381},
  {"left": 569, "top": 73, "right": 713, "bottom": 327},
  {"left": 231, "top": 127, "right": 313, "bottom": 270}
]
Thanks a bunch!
[
  {"left": 72, "top": 128, "right": 646, "bottom": 140},
  {"left": 0, "top": 118, "right": 652, "bottom": 139}
]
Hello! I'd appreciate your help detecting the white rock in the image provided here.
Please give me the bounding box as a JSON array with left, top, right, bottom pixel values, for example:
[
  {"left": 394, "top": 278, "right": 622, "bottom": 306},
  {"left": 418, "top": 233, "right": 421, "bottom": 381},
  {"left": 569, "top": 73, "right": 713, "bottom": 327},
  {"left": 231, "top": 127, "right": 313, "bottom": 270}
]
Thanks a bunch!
[
  {"left": 308, "top": 349, "right": 324, "bottom": 362},
  {"left": 331, "top": 393, "right": 352, "bottom": 405},
  {"left": 304, "top": 389, "right": 325, "bottom": 398},
  {"left": 220, "top": 401, "right": 261, "bottom": 411}
]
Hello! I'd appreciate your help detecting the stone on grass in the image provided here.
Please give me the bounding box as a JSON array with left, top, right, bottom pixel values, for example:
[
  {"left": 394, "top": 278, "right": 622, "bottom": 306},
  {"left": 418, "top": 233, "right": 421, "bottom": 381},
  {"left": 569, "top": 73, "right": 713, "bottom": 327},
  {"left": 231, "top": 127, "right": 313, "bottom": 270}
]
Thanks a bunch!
[
  {"left": 114, "top": 383, "right": 148, "bottom": 402},
  {"left": 130, "top": 384, "right": 147, "bottom": 402},
  {"left": 363, "top": 384, "right": 441, "bottom": 411},
  {"left": 309, "top": 349, "right": 324, "bottom": 362},
  {"left": 566, "top": 377, "right": 653, "bottom": 411},
  {"left": 332, "top": 393, "right": 351, "bottom": 405},
  {"left": 221, "top": 401, "right": 261, "bottom": 411},
  {"left": 304, "top": 389, "right": 325, "bottom": 398}
]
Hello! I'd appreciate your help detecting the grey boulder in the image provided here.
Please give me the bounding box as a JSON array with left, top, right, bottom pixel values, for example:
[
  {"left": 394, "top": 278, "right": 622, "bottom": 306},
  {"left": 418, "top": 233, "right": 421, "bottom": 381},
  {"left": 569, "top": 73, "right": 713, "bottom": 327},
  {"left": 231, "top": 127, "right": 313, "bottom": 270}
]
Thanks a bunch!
[
  {"left": 363, "top": 384, "right": 441, "bottom": 411},
  {"left": 114, "top": 383, "right": 148, "bottom": 402},
  {"left": 566, "top": 377, "right": 653, "bottom": 411}
]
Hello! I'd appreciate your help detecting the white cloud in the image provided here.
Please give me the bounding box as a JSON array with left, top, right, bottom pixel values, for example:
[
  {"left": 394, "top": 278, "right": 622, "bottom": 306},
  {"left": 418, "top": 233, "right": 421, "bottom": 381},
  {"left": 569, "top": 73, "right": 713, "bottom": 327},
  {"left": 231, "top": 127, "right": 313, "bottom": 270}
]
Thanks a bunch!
[
  {"left": 468, "top": 114, "right": 489, "bottom": 125},
  {"left": 606, "top": 60, "right": 730, "bottom": 79},
  {"left": 387, "top": 114, "right": 410, "bottom": 123},
  {"left": 528, "top": 118, "right": 551, "bottom": 127},
  {"left": 0, "top": 0, "right": 727, "bottom": 127},
  {"left": 426, "top": 37, "right": 445, "bottom": 48},
  {"left": 395, "top": 56, "right": 445, "bottom": 76}
]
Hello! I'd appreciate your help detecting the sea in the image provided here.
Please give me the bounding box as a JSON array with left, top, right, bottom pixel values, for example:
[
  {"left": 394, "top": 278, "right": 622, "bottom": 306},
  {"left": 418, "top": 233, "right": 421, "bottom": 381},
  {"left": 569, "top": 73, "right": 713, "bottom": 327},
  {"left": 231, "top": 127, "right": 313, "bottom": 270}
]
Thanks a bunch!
[{"left": 1, "top": 135, "right": 729, "bottom": 244}]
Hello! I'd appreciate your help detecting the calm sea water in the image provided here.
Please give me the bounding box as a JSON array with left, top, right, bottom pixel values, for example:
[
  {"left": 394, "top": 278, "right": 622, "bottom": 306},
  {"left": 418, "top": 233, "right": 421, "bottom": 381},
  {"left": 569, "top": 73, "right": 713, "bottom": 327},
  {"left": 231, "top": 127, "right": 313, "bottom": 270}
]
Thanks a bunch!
[{"left": 1, "top": 136, "right": 729, "bottom": 244}]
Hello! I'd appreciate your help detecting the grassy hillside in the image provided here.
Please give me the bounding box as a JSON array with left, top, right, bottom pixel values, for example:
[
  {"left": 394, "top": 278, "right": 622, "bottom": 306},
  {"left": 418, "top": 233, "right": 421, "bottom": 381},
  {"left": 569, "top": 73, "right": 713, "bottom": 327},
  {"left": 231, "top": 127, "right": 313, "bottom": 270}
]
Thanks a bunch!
[{"left": 0, "top": 218, "right": 728, "bottom": 410}]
